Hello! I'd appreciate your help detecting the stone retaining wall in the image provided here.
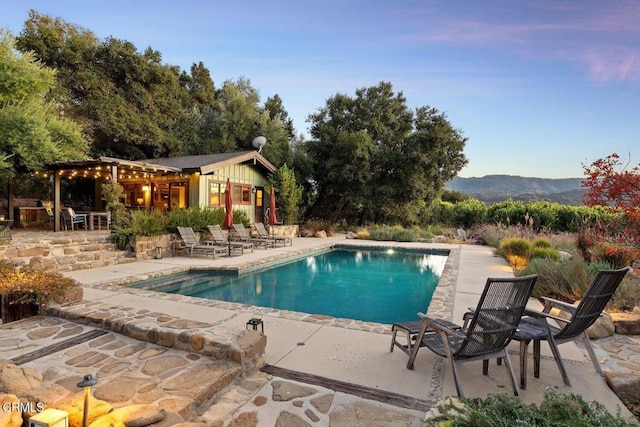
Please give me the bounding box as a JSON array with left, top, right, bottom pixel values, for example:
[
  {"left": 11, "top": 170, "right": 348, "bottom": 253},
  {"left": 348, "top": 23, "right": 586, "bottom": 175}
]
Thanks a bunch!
[
  {"left": 45, "top": 300, "right": 267, "bottom": 375},
  {"left": 130, "top": 234, "right": 172, "bottom": 260},
  {"left": 270, "top": 224, "right": 299, "bottom": 238},
  {"left": 0, "top": 234, "right": 133, "bottom": 271}
]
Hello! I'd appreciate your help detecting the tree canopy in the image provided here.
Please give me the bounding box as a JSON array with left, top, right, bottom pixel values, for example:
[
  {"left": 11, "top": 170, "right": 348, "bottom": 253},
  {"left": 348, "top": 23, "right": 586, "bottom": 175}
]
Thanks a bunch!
[
  {"left": 6, "top": 11, "right": 473, "bottom": 227},
  {"left": 15, "top": 10, "right": 293, "bottom": 166},
  {"left": 0, "top": 30, "right": 87, "bottom": 181},
  {"left": 305, "top": 82, "right": 468, "bottom": 224}
]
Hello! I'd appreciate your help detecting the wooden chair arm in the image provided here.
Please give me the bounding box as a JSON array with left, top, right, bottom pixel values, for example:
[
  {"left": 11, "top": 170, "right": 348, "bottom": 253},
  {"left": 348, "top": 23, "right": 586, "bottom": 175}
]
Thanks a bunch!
[
  {"left": 523, "top": 307, "right": 571, "bottom": 325},
  {"left": 539, "top": 297, "right": 577, "bottom": 315},
  {"left": 417, "top": 313, "right": 466, "bottom": 339}
]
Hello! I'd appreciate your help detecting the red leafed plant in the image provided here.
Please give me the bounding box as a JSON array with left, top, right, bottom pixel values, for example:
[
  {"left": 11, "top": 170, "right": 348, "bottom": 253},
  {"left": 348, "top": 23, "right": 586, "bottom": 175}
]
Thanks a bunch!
[{"left": 582, "top": 153, "right": 640, "bottom": 245}]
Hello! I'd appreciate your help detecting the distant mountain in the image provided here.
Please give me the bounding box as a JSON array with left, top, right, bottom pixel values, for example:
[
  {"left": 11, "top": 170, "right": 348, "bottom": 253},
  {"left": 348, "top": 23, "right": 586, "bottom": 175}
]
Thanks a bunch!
[{"left": 445, "top": 175, "right": 585, "bottom": 205}]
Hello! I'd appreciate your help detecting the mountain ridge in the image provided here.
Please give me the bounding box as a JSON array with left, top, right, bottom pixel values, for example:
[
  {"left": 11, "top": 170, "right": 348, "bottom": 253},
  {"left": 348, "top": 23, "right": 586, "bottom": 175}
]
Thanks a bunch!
[{"left": 446, "top": 175, "right": 585, "bottom": 205}]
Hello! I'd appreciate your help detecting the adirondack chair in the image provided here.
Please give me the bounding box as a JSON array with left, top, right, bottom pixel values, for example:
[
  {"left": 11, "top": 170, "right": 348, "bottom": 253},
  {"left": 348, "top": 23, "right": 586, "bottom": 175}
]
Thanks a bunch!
[
  {"left": 406, "top": 274, "right": 538, "bottom": 397},
  {"left": 513, "top": 267, "right": 630, "bottom": 389}
]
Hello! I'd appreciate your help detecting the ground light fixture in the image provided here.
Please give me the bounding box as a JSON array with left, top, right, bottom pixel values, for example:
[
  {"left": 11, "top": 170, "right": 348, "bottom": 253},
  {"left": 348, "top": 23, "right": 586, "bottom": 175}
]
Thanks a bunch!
[
  {"left": 246, "top": 317, "right": 264, "bottom": 332},
  {"left": 77, "top": 374, "right": 98, "bottom": 427},
  {"left": 28, "top": 408, "right": 69, "bottom": 427}
]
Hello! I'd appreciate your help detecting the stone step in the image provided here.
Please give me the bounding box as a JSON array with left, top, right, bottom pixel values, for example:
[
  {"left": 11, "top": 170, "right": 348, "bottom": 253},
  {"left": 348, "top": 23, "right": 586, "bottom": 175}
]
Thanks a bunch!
[
  {"left": 0, "top": 233, "right": 136, "bottom": 271},
  {"left": 0, "top": 316, "right": 245, "bottom": 422}
]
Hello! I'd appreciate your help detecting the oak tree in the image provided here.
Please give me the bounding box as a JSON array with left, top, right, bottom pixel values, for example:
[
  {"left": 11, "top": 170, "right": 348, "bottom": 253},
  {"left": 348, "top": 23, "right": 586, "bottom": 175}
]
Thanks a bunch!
[
  {"left": 306, "top": 82, "right": 467, "bottom": 224},
  {"left": 0, "top": 30, "right": 87, "bottom": 181}
]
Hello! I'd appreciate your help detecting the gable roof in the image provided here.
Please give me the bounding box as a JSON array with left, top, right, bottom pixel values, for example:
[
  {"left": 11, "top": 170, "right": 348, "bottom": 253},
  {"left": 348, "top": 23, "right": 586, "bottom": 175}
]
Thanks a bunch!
[{"left": 146, "top": 151, "right": 277, "bottom": 175}]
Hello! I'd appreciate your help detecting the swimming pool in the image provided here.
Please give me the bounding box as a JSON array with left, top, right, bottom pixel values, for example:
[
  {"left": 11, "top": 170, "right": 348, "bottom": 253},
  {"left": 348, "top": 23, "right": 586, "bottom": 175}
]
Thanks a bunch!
[{"left": 128, "top": 247, "right": 448, "bottom": 324}]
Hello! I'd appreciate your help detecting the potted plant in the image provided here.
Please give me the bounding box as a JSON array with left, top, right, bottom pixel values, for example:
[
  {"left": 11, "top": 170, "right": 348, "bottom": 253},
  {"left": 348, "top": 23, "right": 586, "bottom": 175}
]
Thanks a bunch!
[{"left": 0, "top": 260, "right": 83, "bottom": 323}]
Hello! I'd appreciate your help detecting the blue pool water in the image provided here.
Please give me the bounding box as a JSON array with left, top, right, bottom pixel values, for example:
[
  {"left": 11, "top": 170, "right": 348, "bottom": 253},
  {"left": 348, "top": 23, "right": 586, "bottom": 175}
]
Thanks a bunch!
[{"left": 129, "top": 247, "right": 447, "bottom": 324}]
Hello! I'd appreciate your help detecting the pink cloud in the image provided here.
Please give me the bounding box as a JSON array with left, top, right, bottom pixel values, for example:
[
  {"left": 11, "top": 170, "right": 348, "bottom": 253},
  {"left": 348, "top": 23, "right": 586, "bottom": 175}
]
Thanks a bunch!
[{"left": 584, "top": 50, "right": 640, "bottom": 83}]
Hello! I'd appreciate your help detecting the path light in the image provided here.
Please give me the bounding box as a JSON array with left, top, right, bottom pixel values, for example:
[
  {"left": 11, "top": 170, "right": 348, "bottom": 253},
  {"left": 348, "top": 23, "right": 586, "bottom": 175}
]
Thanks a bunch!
[
  {"left": 246, "top": 317, "right": 264, "bottom": 333},
  {"left": 77, "top": 374, "right": 98, "bottom": 427}
]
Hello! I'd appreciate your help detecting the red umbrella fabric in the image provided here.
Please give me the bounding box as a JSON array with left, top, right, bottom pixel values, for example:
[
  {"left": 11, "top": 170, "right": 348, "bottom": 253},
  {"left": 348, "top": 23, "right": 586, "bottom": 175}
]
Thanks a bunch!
[
  {"left": 223, "top": 179, "right": 233, "bottom": 229},
  {"left": 268, "top": 186, "right": 277, "bottom": 226}
]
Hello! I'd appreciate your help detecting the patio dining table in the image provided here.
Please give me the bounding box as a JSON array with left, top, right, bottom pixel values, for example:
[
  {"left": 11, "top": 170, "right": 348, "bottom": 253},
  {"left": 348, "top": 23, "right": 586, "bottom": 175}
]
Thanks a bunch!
[
  {"left": 77, "top": 212, "right": 109, "bottom": 230},
  {"left": 88, "top": 212, "right": 109, "bottom": 231}
]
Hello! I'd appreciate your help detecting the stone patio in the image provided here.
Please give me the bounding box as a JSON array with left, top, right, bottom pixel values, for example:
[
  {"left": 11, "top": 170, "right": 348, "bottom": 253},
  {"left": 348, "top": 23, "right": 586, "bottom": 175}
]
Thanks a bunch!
[{"left": 1, "top": 231, "right": 639, "bottom": 425}]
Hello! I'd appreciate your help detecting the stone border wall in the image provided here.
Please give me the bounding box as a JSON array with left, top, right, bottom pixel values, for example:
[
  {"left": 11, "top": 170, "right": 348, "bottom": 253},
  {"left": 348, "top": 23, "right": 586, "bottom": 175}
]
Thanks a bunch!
[
  {"left": 44, "top": 301, "right": 266, "bottom": 375},
  {"left": 130, "top": 234, "right": 172, "bottom": 260},
  {"left": 0, "top": 234, "right": 132, "bottom": 271},
  {"left": 270, "top": 225, "right": 299, "bottom": 238}
]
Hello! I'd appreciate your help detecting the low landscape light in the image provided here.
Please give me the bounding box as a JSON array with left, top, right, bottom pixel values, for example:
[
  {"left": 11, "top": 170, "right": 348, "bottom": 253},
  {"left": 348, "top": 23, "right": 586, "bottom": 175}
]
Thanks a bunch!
[{"left": 77, "top": 374, "right": 98, "bottom": 427}]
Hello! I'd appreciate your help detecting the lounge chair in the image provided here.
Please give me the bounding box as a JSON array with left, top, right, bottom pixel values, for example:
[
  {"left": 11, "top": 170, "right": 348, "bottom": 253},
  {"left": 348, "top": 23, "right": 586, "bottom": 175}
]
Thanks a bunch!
[
  {"left": 207, "top": 224, "right": 253, "bottom": 255},
  {"left": 406, "top": 274, "right": 538, "bottom": 397},
  {"left": 513, "top": 267, "right": 630, "bottom": 389},
  {"left": 254, "top": 222, "right": 292, "bottom": 247},
  {"left": 232, "top": 223, "right": 275, "bottom": 249},
  {"left": 174, "top": 226, "right": 226, "bottom": 258}
]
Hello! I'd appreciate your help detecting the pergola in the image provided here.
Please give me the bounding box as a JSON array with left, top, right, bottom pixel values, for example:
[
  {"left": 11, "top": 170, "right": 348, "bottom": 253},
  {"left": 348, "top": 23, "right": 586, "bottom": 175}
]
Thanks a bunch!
[{"left": 46, "top": 156, "right": 181, "bottom": 231}]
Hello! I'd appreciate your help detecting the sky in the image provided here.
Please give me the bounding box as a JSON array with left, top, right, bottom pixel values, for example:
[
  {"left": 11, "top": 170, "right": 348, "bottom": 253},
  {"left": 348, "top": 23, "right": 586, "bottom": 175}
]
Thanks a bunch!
[{"left": 1, "top": 1, "right": 639, "bottom": 179}]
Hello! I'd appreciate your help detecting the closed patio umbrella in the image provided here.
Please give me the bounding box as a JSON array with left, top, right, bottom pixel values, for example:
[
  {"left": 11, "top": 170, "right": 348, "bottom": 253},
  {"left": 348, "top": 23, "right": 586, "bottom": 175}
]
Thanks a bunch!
[
  {"left": 224, "top": 179, "right": 233, "bottom": 256},
  {"left": 268, "top": 186, "right": 277, "bottom": 237}
]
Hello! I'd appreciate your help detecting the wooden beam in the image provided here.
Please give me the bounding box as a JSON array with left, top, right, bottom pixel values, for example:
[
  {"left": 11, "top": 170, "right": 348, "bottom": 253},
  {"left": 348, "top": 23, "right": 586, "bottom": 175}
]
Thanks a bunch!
[
  {"left": 53, "top": 172, "right": 61, "bottom": 231},
  {"left": 11, "top": 329, "right": 109, "bottom": 365},
  {"left": 260, "top": 364, "right": 434, "bottom": 412}
]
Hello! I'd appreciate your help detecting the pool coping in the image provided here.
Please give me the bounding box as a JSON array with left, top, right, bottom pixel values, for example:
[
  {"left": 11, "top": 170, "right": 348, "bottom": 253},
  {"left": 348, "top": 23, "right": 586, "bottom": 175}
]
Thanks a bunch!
[{"left": 79, "top": 242, "right": 460, "bottom": 335}]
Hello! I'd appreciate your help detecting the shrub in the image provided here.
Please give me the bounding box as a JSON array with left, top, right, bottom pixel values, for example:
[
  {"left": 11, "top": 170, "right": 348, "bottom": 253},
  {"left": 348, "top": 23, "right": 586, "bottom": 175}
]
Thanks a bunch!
[
  {"left": 577, "top": 227, "right": 598, "bottom": 262},
  {"left": 392, "top": 227, "right": 419, "bottom": 242},
  {"left": 364, "top": 225, "right": 423, "bottom": 242},
  {"left": 302, "top": 220, "right": 335, "bottom": 236},
  {"left": 585, "top": 261, "right": 614, "bottom": 277},
  {"left": 545, "top": 232, "right": 577, "bottom": 252},
  {"left": 486, "top": 200, "right": 528, "bottom": 227},
  {"left": 610, "top": 273, "right": 640, "bottom": 312},
  {"left": 532, "top": 246, "right": 561, "bottom": 261},
  {"left": 112, "top": 209, "right": 169, "bottom": 249},
  {"left": 472, "top": 223, "right": 541, "bottom": 248},
  {"left": 471, "top": 223, "right": 510, "bottom": 247},
  {"left": 274, "top": 165, "right": 303, "bottom": 225},
  {"left": 532, "top": 238, "right": 552, "bottom": 248},
  {"left": 591, "top": 242, "right": 638, "bottom": 268},
  {"left": 425, "top": 391, "right": 636, "bottom": 427},
  {"left": 499, "top": 237, "right": 532, "bottom": 269},
  {"left": 110, "top": 207, "right": 252, "bottom": 249},
  {"left": 520, "top": 257, "right": 589, "bottom": 301},
  {"left": 354, "top": 227, "right": 370, "bottom": 239},
  {"left": 0, "top": 260, "right": 80, "bottom": 306},
  {"left": 423, "top": 199, "right": 455, "bottom": 226},
  {"left": 368, "top": 225, "right": 396, "bottom": 241},
  {"left": 451, "top": 198, "right": 488, "bottom": 228},
  {"left": 101, "top": 181, "right": 127, "bottom": 228}
]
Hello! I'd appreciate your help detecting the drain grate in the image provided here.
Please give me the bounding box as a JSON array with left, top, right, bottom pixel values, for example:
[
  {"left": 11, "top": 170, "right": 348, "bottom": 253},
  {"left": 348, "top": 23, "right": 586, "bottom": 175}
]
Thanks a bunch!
[{"left": 11, "top": 329, "right": 109, "bottom": 365}]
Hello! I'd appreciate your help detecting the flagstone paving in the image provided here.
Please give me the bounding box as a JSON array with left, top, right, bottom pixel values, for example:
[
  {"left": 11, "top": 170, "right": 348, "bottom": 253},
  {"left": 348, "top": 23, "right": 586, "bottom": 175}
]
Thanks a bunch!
[{"left": 1, "top": 233, "right": 639, "bottom": 425}]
